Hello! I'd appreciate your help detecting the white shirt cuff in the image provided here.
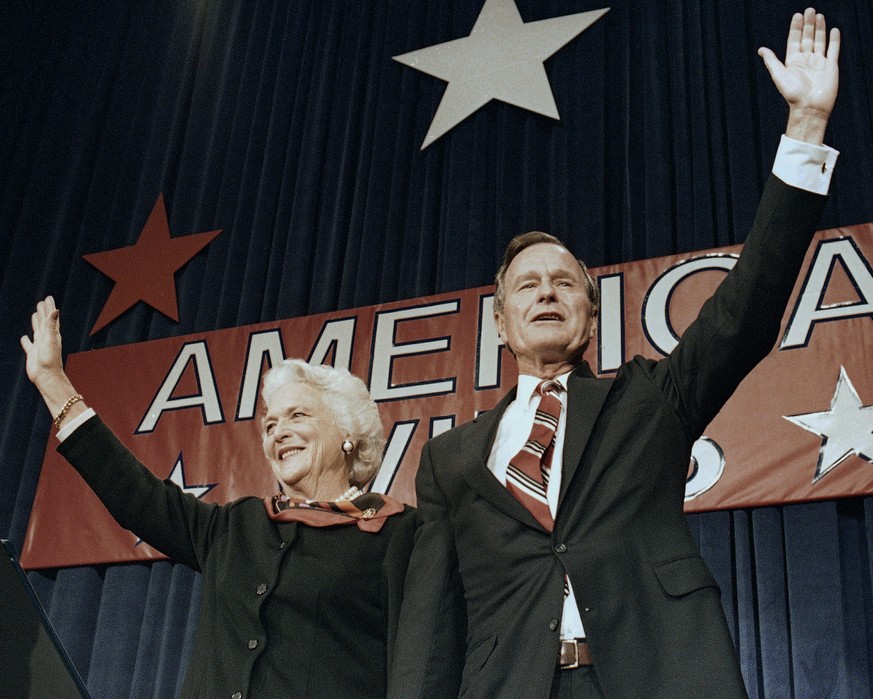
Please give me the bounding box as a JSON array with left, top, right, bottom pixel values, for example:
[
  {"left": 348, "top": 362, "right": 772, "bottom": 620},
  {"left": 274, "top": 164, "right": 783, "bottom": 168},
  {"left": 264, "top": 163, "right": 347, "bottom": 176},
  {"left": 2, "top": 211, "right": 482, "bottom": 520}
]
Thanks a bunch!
[
  {"left": 772, "top": 135, "right": 838, "bottom": 195},
  {"left": 56, "top": 408, "right": 96, "bottom": 442}
]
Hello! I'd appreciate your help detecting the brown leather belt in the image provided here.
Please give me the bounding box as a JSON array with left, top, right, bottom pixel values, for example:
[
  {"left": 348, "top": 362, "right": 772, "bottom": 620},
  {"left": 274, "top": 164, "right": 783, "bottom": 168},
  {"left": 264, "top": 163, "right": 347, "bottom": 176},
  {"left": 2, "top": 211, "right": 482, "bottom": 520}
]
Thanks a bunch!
[{"left": 558, "top": 638, "right": 592, "bottom": 669}]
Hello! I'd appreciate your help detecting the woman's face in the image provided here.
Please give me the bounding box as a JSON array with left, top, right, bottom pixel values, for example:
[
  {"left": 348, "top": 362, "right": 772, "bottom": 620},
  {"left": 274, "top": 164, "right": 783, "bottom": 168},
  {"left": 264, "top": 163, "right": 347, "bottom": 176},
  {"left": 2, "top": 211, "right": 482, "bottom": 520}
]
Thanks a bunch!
[{"left": 261, "top": 380, "right": 349, "bottom": 499}]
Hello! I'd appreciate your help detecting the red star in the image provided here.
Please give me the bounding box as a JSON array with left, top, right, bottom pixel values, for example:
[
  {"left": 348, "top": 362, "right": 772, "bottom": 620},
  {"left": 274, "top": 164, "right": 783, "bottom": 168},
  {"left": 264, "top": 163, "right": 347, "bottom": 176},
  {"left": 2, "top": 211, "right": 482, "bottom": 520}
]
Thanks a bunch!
[{"left": 83, "top": 195, "right": 221, "bottom": 335}]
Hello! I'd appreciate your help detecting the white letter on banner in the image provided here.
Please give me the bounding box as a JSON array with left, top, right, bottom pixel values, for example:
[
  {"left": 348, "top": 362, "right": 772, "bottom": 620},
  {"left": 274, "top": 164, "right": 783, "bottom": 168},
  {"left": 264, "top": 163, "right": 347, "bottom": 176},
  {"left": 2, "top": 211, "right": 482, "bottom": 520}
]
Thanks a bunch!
[
  {"left": 369, "top": 420, "right": 418, "bottom": 494},
  {"left": 138, "top": 341, "right": 223, "bottom": 433},
  {"left": 685, "top": 436, "right": 725, "bottom": 501},
  {"left": 430, "top": 416, "right": 456, "bottom": 437},
  {"left": 597, "top": 273, "right": 624, "bottom": 373},
  {"left": 781, "top": 237, "right": 873, "bottom": 349},
  {"left": 643, "top": 255, "right": 738, "bottom": 355},
  {"left": 369, "top": 301, "right": 459, "bottom": 401},
  {"left": 236, "top": 330, "right": 286, "bottom": 420},
  {"left": 477, "top": 294, "right": 503, "bottom": 389},
  {"left": 308, "top": 317, "right": 356, "bottom": 370}
]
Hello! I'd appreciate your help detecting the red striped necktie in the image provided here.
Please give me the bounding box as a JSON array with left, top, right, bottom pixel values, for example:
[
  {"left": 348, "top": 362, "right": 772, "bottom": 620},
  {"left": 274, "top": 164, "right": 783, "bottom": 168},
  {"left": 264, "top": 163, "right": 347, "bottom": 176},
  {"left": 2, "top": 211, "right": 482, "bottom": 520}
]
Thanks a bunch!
[{"left": 506, "top": 379, "right": 564, "bottom": 531}]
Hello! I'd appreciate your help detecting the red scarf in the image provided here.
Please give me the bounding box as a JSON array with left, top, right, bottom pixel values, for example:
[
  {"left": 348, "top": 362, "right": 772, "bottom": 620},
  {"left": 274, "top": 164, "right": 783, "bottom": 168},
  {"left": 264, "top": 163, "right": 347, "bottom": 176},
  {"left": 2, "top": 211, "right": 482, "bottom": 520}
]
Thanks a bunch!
[{"left": 263, "top": 491, "right": 405, "bottom": 533}]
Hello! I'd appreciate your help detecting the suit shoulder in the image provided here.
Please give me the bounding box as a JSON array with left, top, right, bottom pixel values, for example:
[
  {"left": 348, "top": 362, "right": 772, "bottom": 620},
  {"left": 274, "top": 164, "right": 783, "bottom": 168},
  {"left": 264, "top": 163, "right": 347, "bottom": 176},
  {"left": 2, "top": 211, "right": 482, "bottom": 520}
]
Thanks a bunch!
[{"left": 426, "top": 414, "right": 483, "bottom": 450}]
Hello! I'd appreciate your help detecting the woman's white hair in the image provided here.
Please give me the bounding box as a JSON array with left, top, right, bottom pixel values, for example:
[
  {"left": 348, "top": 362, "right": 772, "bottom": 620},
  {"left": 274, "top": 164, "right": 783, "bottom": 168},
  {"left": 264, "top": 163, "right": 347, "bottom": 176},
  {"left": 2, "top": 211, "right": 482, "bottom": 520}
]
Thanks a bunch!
[{"left": 261, "top": 359, "right": 385, "bottom": 487}]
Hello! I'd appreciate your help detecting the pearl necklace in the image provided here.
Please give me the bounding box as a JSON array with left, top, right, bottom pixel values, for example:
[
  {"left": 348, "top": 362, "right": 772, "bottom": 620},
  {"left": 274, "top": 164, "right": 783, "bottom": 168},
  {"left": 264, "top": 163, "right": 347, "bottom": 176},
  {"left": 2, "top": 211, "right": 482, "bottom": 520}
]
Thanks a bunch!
[
  {"left": 336, "top": 485, "right": 362, "bottom": 501},
  {"left": 302, "top": 485, "right": 362, "bottom": 504}
]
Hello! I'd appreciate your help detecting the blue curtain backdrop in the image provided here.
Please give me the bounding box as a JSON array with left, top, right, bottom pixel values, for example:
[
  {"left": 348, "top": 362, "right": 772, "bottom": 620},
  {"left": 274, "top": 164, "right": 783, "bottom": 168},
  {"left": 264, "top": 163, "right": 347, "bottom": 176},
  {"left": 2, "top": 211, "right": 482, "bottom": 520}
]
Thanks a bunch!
[{"left": 2, "top": 0, "right": 872, "bottom": 696}]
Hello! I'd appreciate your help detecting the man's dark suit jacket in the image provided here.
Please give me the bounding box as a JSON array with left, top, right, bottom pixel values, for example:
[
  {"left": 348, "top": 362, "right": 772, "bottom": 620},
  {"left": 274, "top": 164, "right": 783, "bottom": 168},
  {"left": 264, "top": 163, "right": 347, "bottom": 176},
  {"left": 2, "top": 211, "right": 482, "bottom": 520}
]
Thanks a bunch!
[{"left": 389, "top": 175, "right": 827, "bottom": 699}]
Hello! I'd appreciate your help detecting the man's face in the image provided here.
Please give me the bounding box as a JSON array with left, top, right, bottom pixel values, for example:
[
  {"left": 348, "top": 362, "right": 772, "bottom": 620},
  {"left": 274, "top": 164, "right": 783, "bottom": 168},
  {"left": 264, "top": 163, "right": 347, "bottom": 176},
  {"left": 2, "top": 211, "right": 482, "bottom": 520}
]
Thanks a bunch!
[{"left": 495, "top": 243, "right": 597, "bottom": 375}]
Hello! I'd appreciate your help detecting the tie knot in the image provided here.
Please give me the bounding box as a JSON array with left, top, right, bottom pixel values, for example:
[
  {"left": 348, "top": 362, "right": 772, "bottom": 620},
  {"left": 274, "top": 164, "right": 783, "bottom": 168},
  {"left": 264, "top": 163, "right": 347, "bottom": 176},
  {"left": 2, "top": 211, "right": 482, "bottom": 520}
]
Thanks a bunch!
[{"left": 537, "top": 380, "right": 563, "bottom": 398}]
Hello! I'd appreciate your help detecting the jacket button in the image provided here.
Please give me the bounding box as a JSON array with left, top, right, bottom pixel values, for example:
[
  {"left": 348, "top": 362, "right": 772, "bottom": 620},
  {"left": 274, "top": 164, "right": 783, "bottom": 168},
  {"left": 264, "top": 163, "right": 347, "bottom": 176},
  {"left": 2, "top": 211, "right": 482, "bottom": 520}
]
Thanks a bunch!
[
  {"left": 256, "top": 583, "right": 268, "bottom": 595},
  {"left": 232, "top": 693, "right": 242, "bottom": 699},
  {"left": 248, "top": 638, "right": 259, "bottom": 650},
  {"left": 549, "top": 618, "right": 559, "bottom": 631},
  {"left": 554, "top": 543, "right": 567, "bottom": 553},
  {"left": 279, "top": 541, "right": 286, "bottom": 549}
]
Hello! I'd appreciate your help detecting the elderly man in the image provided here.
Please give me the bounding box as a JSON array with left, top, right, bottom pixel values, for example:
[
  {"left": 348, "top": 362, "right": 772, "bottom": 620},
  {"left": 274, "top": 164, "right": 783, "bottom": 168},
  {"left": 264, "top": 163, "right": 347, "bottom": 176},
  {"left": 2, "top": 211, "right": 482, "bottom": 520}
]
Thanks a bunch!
[{"left": 390, "top": 8, "right": 841, "bottom": 699}]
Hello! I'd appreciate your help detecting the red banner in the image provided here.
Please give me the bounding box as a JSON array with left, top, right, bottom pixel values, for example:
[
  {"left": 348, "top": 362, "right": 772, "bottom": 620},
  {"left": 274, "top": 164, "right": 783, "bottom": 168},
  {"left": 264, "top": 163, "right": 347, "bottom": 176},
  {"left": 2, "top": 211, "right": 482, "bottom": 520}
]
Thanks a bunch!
[{"left": 22, "top": 223, "right": 873, "bottom": 569}]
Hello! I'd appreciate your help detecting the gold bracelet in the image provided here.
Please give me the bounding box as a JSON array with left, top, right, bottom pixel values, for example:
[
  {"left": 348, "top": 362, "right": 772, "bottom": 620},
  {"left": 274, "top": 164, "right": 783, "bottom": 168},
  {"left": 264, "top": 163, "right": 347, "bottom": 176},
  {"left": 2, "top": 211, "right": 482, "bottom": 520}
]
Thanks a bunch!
[{"left": 53, "top": 394, "right": 84, "bottom": 430}]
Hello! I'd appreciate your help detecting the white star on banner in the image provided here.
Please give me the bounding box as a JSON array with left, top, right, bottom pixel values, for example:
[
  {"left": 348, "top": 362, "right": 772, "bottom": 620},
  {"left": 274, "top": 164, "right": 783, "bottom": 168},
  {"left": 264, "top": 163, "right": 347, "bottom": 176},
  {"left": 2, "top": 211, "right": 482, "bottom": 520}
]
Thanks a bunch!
[
  {"left": 135, "top": 453, "right": 218, "bottom": 547},
  {"left": 393, "top": 0, "right": 609, "bottom": 149},
  {"left": 167, "top": 453, "right": 218, "bottom": 499},
  {"left": 785, "top": 367, "right": 873, "bottom": 483}
]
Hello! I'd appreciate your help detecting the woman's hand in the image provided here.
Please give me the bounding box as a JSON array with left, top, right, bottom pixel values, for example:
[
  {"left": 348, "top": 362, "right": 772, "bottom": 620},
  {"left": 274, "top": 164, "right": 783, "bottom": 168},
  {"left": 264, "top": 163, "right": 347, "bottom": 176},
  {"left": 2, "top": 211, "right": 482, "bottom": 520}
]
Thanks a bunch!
[
  {"left": 20, "top": 296, "right": 65, "bottom": 387},
  {"left": 20, "top": 296, "right": 87, "bottom": 425}
]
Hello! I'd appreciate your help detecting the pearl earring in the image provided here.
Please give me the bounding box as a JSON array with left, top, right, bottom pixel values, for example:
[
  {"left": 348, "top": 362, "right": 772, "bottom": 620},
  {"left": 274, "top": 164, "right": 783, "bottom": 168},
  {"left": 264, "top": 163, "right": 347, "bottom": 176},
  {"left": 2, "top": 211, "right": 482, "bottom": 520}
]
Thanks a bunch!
[{"left": 341, "top": 439, "right": 354, "bottom": 454}]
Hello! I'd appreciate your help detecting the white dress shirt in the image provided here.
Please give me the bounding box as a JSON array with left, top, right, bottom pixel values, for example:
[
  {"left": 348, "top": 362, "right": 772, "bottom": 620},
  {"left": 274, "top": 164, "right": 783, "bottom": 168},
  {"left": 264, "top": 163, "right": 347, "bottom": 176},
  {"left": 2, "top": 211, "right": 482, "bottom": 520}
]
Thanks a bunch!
[{"left": 486, "top": 371, "right": 587, "bottom": 638}]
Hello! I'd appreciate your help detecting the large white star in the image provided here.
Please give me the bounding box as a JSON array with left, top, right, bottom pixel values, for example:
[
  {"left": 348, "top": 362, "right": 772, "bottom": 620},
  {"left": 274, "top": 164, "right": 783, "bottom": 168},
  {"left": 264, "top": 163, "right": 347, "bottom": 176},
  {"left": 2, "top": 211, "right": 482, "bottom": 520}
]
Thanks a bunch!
[
  {"left": 393, "top": 0, "right": 609, "bottom": 149},
  {"left": 785, "top": 367, "right": 873, "bottom": 482}
]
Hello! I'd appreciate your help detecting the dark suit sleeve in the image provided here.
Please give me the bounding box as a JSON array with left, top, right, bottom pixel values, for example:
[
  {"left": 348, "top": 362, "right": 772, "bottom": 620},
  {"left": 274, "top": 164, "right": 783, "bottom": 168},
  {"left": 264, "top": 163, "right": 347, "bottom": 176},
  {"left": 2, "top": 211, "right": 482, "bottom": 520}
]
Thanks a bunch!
[
  {"left": 382, "top": 508, "right": 417, "bottom": 669},
  {"left": 58, "top": 414, "right": 227, "bottom": 570},
  {"left": 414, "top": 437, "right": 453, "bottom": 522},
  {"left": 655, "top": 174, "right": 827, "bottom": 437},
  {"left": 387, "top": 441, "right": 466, "bottom": 699}
]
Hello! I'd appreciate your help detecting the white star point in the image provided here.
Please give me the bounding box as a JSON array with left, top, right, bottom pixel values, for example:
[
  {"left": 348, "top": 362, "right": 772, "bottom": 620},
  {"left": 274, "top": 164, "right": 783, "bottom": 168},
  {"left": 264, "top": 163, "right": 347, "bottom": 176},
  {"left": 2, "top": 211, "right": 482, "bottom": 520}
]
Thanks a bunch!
[{"left": 168, "top": 454, "right": 218, "bottom": 500}]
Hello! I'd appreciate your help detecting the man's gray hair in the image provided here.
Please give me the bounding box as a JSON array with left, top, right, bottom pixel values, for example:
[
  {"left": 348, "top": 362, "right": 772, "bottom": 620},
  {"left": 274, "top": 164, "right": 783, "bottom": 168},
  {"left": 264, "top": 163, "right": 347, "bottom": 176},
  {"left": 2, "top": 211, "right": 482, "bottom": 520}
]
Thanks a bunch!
[
  {"left": 493, "top": 231, "right": 600, "bottom": 314},
  {"left": 261, "top": 359, "right": 385, "bottom": 487}
]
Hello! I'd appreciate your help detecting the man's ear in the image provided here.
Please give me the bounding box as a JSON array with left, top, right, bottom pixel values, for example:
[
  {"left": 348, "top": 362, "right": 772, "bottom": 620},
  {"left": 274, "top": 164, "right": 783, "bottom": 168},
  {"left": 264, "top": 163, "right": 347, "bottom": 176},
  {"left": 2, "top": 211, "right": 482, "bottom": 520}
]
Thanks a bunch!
[
  {"left": 495, "top": 310, "right": 516, "bottom": 358},
  {"left": 494, "top": 310, "right": 506, "bottom": 344}
]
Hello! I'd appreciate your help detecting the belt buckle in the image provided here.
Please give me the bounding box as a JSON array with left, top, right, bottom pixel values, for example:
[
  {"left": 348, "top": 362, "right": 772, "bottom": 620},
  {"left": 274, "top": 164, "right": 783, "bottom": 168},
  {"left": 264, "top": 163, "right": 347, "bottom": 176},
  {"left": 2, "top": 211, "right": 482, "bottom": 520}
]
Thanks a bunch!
[{"left": 560, "top": 639, "right": 581, "bottom": 670}]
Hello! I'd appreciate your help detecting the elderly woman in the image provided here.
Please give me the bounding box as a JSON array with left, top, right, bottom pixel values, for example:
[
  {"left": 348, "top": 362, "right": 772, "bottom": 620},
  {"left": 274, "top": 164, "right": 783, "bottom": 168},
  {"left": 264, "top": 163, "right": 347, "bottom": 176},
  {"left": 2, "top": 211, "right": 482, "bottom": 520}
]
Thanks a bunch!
[{"left": 20, "top": 296, "right": 416, "bottom": 698}]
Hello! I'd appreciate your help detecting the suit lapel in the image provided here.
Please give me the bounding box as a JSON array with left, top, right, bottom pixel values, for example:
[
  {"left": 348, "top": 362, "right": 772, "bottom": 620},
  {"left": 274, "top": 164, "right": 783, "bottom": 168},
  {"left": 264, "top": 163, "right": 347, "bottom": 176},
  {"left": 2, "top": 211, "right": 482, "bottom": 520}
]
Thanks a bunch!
[
  {"left": 459, "top": 387, "right": 549, "bottom": 532},
  {"left": 559, "top": 363, "right": 614, "bottom": 505}
]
